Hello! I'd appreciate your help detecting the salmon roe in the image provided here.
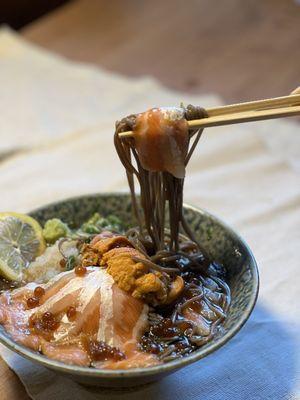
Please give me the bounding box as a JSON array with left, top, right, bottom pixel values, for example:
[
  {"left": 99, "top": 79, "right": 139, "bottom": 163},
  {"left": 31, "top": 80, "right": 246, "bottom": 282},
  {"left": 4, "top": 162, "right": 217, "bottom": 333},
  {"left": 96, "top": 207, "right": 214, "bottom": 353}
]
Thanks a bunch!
[
  {"left": 74, "top": 265, "right": 87, "bottom": 276},
  {"left": 41, "top": 312, "right": 60, "bottom": 331},
  {"left": 87, "top": 340, "right": 125, "bottom": 362},
  {"left": 27, "top": 297, "right": 39, "bottom": 309},
  {"left": 28, "top": 314, "right": 36, "bottom": 328},
  {"left": 34, "top": 286, "right": 45, "bottom": 298},
  {"left": 66, "top": 306, "right": 77, "bottom": 320}
]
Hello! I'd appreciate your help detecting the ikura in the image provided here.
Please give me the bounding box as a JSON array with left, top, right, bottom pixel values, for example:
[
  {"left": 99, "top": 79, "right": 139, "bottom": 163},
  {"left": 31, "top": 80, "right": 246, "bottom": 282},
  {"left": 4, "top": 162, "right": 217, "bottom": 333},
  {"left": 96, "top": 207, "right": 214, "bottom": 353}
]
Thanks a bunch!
[
  {"left": 86, "top": 339, "right": 125, "bottom": 362},
  {"left": 66, "top": 306, "right": 76, "bottom": 320},
  {"left": 27, "top": 297, "right": 39, "bottom": 309},
  {"left": 29, "top": 312, "right": 60, "bottom": 332},
  {"left": 74, "top": 265, "right": 87, "bottom": 276},
  {"left": 26, "top": 286, "right": 45, "bottom": 309},
  {"left": 34, "top": 286, "right": 45, "bottom": 298}
]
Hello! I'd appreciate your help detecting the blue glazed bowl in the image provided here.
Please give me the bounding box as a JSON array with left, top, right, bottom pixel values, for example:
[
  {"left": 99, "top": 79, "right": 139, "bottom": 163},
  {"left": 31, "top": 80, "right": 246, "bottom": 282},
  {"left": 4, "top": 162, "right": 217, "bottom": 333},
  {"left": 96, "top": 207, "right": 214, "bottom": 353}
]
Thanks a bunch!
[{"left": 0, "top": 193, "right": 259, "bottom": 388}]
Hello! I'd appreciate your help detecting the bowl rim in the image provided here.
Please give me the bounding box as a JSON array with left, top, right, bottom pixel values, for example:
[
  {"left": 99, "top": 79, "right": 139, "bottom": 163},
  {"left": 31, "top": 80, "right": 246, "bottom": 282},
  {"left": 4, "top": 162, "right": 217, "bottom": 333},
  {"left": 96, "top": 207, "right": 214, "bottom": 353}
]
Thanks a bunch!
[{"left": 0, "top": 192, "right": 259, "bottom": 378}]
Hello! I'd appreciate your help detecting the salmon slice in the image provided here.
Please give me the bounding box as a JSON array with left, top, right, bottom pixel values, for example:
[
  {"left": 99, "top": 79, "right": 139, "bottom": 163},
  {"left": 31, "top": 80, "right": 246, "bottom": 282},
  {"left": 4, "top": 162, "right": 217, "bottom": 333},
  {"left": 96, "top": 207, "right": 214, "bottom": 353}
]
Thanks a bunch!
[
  {"left": 41, "top": 340, "right": 89, "bottom": 367},
  {"left": 0, "top": 267, "right": 159, "bottom": 369},
  {"left": 111, "top": 284, "right": 148, "bottom": 349},
  {"left": 34, "top": 278, "right": 82, "bottom": 317},
  {"left": 134, "top": 107, "right": 189, "bottom": 179},
  {"left": 41, "top": 270, "right": 76, "bottom": 302},
  {"left": 6, "top": 326, "right": 41, "bottom": 351},
  {"left": 99, "top": 344, "right": 159, "bottom": 369}
]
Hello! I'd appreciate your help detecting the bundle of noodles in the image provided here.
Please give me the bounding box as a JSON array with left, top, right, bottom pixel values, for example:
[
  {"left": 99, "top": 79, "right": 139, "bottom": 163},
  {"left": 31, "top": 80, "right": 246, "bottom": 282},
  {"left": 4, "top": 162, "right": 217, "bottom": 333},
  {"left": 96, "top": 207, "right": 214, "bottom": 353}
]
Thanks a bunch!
[{"left": 115, "top": 105, "right": 210, "bottom": 269}]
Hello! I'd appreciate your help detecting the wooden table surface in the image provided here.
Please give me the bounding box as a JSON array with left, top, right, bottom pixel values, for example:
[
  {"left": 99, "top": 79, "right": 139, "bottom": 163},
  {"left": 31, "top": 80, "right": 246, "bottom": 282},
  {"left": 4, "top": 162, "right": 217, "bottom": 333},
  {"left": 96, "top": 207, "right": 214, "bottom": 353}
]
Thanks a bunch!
[{"left": 1, "top": 0, "right": 300, "bottom": 398}]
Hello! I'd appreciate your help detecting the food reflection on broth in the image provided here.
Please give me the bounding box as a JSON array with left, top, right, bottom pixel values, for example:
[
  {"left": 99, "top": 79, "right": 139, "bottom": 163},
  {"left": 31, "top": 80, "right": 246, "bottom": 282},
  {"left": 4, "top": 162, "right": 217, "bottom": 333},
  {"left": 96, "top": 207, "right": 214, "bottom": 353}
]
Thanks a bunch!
[{"left": 0, "top": 105, "right": 230, "bottom": 369}]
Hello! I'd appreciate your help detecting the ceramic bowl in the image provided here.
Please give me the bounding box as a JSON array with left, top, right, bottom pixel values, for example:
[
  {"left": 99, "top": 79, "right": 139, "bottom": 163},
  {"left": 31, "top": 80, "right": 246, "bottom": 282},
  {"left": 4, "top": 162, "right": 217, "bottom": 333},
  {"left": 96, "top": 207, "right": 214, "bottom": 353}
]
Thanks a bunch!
[{"left": 0, "top": 193, "right": 259, "bottom": 388}]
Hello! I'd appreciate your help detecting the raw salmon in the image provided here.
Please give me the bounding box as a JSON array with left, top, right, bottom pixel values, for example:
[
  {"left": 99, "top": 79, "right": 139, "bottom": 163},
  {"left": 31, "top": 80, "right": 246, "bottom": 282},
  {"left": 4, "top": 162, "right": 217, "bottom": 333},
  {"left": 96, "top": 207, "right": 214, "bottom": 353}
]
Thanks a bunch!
[
  {"left": 0, "top": 267, "right": 159, "bottom": 369},
  {"left": 134, "top": 107, "right": 189, "bottom": 179}
]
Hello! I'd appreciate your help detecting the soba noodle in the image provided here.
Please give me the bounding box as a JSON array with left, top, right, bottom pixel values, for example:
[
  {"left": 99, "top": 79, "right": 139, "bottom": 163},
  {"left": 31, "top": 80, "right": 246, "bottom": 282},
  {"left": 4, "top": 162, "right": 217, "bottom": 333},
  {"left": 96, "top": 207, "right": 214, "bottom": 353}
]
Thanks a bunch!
[
  {"left": 114, "top": 105, "right": 231, "bottom": 360},
  {"left": 115, "top": 105, "right": 209, "bottom": 260}
]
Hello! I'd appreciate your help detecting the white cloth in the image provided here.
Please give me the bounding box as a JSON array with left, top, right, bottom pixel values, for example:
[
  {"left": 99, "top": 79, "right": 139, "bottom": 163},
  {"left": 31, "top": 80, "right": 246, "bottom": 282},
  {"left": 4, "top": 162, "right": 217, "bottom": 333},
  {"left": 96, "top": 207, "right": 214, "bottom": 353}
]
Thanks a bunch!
[{"left": 0, "top": 27, "right": 299, "bottom": 400}]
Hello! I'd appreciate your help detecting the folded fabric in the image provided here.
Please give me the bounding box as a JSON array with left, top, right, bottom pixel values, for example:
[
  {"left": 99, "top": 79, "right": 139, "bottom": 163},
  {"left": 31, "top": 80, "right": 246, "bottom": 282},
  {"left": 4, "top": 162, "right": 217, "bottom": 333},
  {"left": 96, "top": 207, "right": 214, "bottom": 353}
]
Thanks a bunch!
[{"left": 0, "top": 26, "right": 219, "bottom": 155}]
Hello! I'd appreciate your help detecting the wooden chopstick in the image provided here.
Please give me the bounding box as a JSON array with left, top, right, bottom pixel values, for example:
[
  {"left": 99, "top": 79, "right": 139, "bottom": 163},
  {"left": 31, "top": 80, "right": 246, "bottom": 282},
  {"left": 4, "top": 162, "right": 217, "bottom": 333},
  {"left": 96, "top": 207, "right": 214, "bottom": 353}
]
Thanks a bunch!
[
  {"left": 118, "top": 93, "right": 300, "bottom": 139},
  {"left": 206, "top": 93, "right": 300, "bottom": 116},
  {"left": 188, "top": 105, "right": 300, "bottom": 129}
]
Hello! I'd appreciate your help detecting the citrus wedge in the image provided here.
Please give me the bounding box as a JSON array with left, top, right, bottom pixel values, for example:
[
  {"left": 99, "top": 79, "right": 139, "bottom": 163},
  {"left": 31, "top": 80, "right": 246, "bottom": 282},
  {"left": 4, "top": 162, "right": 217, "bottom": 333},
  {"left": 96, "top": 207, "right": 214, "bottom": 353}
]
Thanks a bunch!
[{"left": 0, "top": 212, "right": 46, "bottom": 281}]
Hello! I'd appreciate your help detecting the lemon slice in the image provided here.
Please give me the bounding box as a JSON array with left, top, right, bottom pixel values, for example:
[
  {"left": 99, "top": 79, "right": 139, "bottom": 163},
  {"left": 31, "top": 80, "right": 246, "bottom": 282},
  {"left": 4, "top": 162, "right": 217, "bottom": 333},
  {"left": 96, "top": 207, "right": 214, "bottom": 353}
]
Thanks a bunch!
[{"left": 0, "top": 212, "right": 46, "bottom": 281}]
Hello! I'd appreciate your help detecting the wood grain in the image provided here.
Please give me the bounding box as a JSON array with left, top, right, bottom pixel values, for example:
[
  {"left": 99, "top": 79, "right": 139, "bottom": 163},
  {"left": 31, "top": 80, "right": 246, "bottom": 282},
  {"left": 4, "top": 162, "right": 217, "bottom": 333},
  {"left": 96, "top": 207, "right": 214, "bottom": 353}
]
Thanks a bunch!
[
  {"left": 22, "top": 0, "right": 300, "bottom": 102},
  {"left": 0, "top": 358, "right": 30, "bottom": 400},
  {"left": 1, "top": 1, "right": 299, "bottom": 399}
]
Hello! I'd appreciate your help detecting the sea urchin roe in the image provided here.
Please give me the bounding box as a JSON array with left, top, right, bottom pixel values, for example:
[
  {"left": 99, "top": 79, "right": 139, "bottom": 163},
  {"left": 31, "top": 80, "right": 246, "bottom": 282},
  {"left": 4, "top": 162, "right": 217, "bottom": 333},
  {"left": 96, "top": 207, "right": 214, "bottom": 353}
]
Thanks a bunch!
[
  {"left": 34, "top": 286, "right": 45, "bottom": 298},
  {"left": 82, "top": 235, "right": 182, "bottom": 306},
  {"left": 81, "top": 244, "right": 101, "bottom": 267},
  {"left": 86, "top": 339, "right": 126, "bottom": 362},
  {"left": 133, "top": 107, "right": 189, "bottom": 179},
  {"left": 74, "top": 265, "right": 87, "bottom": 276},
  {"left": 27, "top": 296, "right": 39, "bottom": 309},
  {"left": 101, "top": 246, "right": 169, "bottom": 304},
  {"left": 81, "top": 236, "right": 132, "bottom": 268}
]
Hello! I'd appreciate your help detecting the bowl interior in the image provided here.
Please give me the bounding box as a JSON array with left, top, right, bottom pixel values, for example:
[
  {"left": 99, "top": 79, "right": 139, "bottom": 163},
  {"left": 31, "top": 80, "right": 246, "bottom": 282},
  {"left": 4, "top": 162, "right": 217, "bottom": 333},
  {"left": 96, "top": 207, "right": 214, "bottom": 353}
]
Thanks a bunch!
[{"left": 0, "top": 193, "right": 259, "bottom": 383}]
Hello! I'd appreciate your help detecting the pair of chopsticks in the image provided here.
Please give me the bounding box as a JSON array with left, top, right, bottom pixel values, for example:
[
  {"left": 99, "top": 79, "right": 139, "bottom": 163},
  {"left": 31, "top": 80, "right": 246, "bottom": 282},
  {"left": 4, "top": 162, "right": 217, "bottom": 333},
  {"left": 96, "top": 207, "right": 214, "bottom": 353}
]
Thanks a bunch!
[{"left": 118, "top": 89, "right": 300, "bottom": 139}]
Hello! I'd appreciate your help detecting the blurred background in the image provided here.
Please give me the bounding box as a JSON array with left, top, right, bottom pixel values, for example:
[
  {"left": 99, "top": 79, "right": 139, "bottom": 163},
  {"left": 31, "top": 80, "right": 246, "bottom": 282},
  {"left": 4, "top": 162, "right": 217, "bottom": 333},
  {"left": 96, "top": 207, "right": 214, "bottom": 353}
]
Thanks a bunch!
[{"left": 1, "top": 0, "right": 299, "bottom": 102}]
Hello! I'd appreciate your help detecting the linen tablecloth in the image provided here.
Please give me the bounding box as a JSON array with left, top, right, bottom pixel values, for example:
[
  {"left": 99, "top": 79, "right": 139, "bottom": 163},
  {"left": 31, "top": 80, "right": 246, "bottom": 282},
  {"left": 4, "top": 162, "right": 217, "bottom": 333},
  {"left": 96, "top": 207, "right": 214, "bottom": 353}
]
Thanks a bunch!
[{"left": 0, "top": 27, "right": 299, "bottom": 400}]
